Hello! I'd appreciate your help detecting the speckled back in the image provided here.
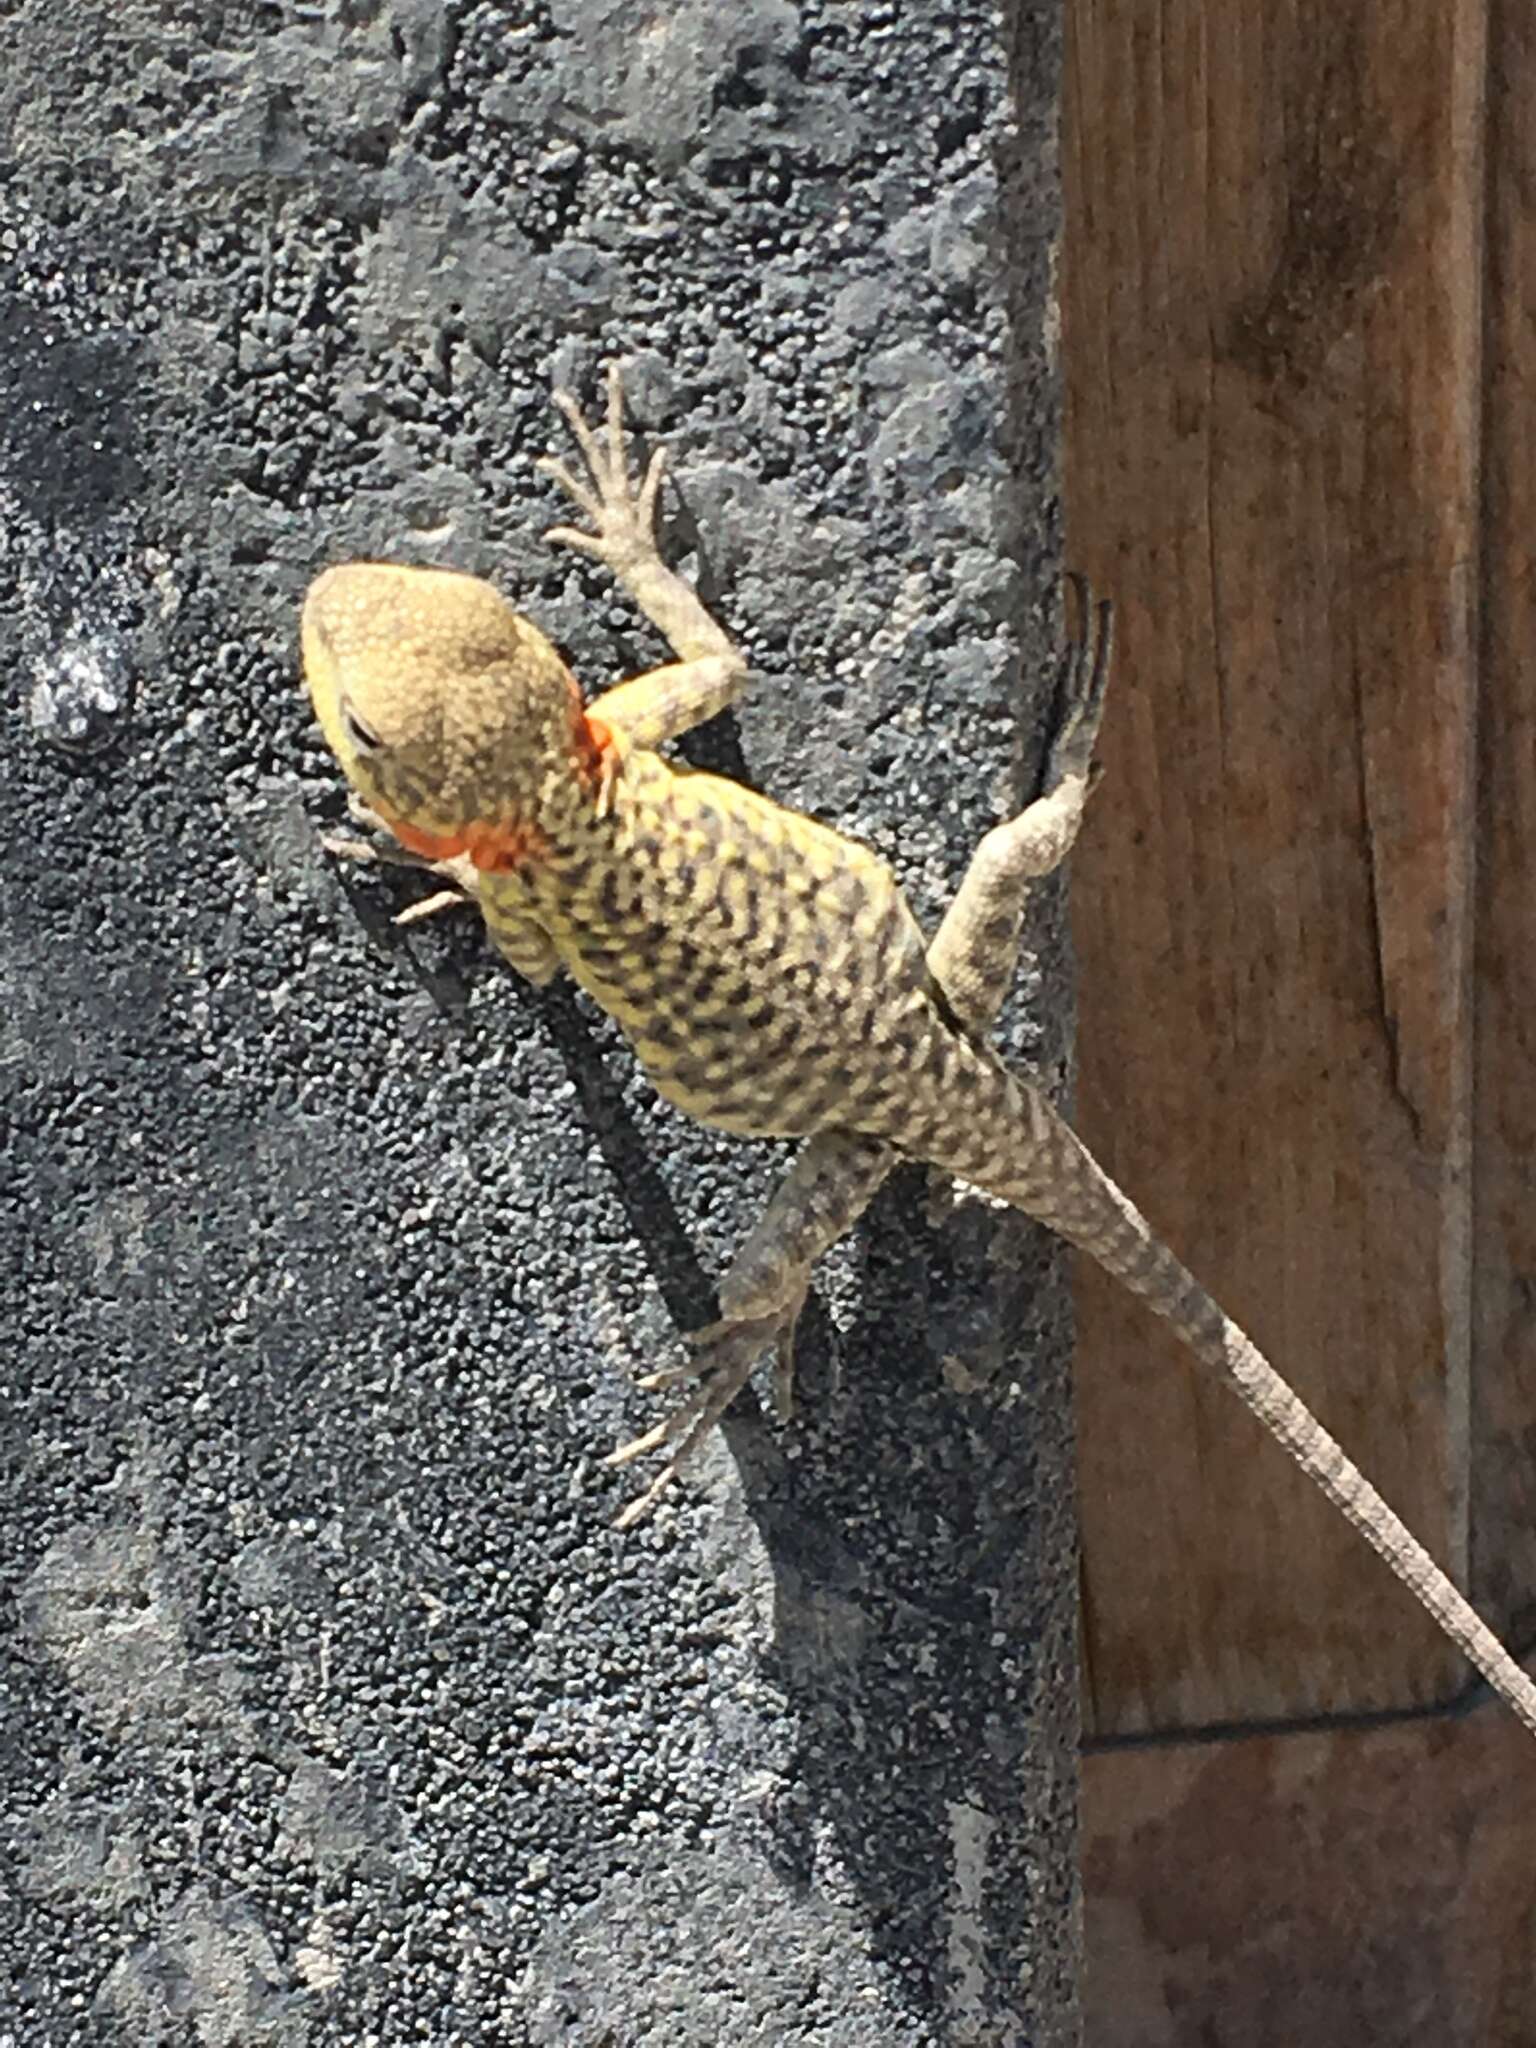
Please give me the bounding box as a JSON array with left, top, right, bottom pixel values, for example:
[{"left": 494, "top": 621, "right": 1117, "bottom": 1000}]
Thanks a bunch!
[{"left": 484, "top": 746, "right": 976, "bottom": 1143}]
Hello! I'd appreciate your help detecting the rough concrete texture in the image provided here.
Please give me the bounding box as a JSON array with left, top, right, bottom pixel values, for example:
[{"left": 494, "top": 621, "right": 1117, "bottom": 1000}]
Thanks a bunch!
[{"left": 1, "top": 1, "right": 1075, "bottom": 2042}]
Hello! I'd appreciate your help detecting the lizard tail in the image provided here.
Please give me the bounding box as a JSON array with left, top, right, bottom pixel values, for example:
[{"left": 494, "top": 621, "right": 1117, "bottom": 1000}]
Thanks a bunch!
[{"left": 950, "top": 1075, "right": 1536, "bottom": 1737}]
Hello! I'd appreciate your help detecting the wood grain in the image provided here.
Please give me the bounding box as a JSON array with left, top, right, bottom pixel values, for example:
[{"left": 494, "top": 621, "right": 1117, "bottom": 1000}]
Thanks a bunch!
[
  {"left": 1472, "top": 0, "right": 1536, "bottom": 1668},
  {"left": 1062, "top": 0, "right": 1491, "bottom": 1731},
  {"left": 1083, "top": 1707, "right": 1536, "bottom": 2048}
]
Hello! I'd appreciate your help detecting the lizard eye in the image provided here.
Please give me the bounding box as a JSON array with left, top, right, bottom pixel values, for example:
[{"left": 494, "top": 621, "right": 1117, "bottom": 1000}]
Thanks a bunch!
[{"left": 340, "top": 697, "right": 382, "bottom": 751}]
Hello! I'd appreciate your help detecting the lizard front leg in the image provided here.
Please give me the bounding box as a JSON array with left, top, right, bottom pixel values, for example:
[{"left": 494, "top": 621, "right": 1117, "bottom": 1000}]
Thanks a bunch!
[
  {"left": 608, "top": 588, "right": 1114, "bottom": 1522},
  {"left": 326, "top": 799, "right": 562, "bottom": 983},
  {"left": 323, "top": 796, "right": 483, "bottom": 927},
  {"left": 540, "top": 364, "right": 749, "bottom": 748}
]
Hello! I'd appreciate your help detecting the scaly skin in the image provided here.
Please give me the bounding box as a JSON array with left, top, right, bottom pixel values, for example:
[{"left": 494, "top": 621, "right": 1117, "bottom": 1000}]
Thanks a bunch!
[{"left": 302, "top": 365, "right": 1536, "bottom": 1737}]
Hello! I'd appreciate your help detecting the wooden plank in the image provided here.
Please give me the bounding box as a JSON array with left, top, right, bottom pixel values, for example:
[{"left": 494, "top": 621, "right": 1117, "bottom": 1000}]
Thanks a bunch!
[
  {"left": 1471, "top": 0, "right": 1536, "bottom": 1655},
  {"left": 1062, "top": 0, "right": 1487, "bottom": 1731},
  {"left": 1083, "top": 1708, "right": 1536, "bottom": 2048}
]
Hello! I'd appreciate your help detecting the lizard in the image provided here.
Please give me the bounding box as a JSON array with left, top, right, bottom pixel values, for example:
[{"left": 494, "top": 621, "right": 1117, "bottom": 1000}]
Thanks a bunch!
[{"left": 302, "top": 363, "right": 1536, "bottom": 1738}]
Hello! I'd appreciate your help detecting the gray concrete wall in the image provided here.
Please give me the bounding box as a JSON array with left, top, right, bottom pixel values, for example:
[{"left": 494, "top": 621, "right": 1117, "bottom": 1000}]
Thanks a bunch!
[{"left": 1, "top": 2, "right": 1076, "bottom": 2041}]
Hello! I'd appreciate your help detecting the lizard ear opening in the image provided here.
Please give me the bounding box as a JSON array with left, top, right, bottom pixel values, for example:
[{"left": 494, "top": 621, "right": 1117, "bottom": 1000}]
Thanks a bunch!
[{"left": 339, "top": 697, "right": 383, "bottom": 752}]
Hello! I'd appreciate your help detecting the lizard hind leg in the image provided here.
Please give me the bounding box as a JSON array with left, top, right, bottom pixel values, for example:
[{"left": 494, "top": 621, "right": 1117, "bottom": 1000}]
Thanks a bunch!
[
  {"left": 925, "top": 579, "right": 1113, "bottom": 1028},
  {"left": 608, "top": 1132, "right": 893, "bottom": 1526},
  {"left": 606, "top": 1310, "right": 794, "bottom": 1540}
]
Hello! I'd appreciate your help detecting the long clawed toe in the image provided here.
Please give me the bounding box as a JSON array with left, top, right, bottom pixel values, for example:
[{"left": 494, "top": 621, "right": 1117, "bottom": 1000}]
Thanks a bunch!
[
  {"left": 392, "top": 888, "right": 471, "bottom": 927},
  {"left": 607, "top": 1300, "right": 805, "bottom": 1527},
  {"left": 1048, "top": 575, "right": 1114, "bottom": 786},
  {"left": 605, "top": 1376, "right": 746, "bottom": 1533},
  {"left": 539, "top": 362, "right": 666, "bottom": 564},
  {"left": 320, "top": 812, "right": 477, "bottom": 926}
]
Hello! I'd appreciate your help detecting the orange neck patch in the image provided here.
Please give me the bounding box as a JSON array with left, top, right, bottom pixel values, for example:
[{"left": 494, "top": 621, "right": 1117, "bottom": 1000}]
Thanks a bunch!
[
  {"left": 375, "top": 707, "right": 614, "bottom": 874},
  {"left": 573, "top": 710, "right": 618, "bottom": 811},
  {"left": 386, "top": 814, "right": 551, "bottom": 875}
]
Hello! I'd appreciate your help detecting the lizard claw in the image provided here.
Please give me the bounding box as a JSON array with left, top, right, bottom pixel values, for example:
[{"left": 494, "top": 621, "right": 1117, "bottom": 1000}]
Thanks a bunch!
[
  {"left": 541, "top": 362, "right": 663, "bottom": 572},
  {"left": 1044, "top": 575, "right": 1114, "bottom": 791},
  {"left": 607, "top": 1295, "right": 806, "bottom": 1527},
  {"left": 319, "top": 804, "right": 480, "bottom": 921},
  {"left": 687, "top": 1298, "right": 806, "bottom": 1424}
]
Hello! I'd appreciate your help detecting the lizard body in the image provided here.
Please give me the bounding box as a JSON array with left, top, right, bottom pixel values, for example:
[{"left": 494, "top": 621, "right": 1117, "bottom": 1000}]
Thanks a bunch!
[{"left": 304, "top": 368, "right": 1536, "bottom": 1738}]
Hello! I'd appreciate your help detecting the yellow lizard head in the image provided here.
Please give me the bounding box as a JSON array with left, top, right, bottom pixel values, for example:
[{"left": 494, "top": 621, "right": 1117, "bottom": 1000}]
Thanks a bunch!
[{"left": 302, "top": 562, "right": 609, "bottom": 872}]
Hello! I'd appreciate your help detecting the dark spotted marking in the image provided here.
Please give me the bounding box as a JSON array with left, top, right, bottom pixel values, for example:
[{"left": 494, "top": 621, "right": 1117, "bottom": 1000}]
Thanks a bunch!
[
  {"left": 597, "top": 871, "right": 630, "bottom": 923},
  {"left": 688, "top": 964, "right": 731, "bottom": 1007},
  {"left": 873, "top": 893, "right": 911, "bottom": 965},
  {"left": 760, "top": 1017, "right": 804, "bottom": 1059},
  {"left": 733, "top": 882, "right": 764, "bottom": 943},
  {"left": 639, "top": 1015, "right": 685, "bottom": 1053},
  {"left": 828, "top": 869, "right": 869, "bottom": 923}
]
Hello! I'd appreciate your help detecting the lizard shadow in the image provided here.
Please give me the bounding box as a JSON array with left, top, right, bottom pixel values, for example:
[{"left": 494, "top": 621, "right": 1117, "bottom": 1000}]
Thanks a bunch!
[
  {"left": 517, "top": 755, "right": 1073, "bottom": 2016},
  {"left": 496, "top": 687, "right": 806, "bottom": 1474},
  {"left": 729, "top": 1171, "right": 1075, "bottom": 2022},
  {"left": 535, "top": 980, "right": 723, "bottom": 1334},
  {"left": 349, "top": 818, "right": 817, "bottom": 1491},
  {"left": 531, "top": 973, "right": 843, "bottom": 1502},
  {"left": 353, "top": 693, "right": 1070, "bottom": 2024}
]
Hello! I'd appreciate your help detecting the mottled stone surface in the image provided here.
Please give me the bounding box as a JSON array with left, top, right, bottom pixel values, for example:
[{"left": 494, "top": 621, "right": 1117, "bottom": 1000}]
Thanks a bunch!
[{"left": 2, "top": 2, "right": 1074, "bottom": 2041}]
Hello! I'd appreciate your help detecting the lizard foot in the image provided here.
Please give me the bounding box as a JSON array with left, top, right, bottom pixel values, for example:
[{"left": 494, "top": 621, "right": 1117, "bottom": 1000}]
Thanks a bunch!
[
  {"left": 322, "top": 798, "right": 480, "bottom": 925},
  {"left": 1048, "top": 574, "right": 1114, "bottom": 790},
  {"left": 606, "top": 1293, "right": 806, "bottom": 1529},
  {"left": 539, "top": 361, "right": 666, "bottom": 578}
]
